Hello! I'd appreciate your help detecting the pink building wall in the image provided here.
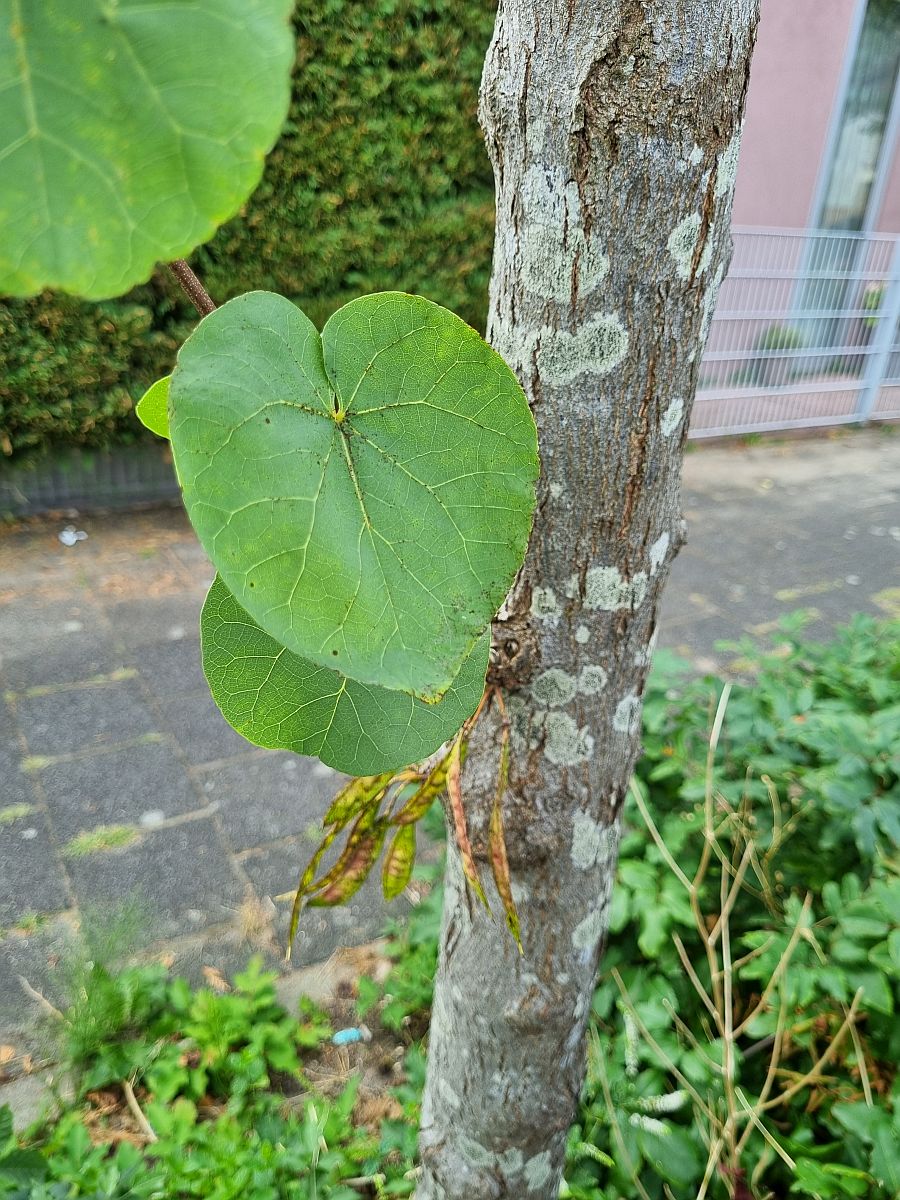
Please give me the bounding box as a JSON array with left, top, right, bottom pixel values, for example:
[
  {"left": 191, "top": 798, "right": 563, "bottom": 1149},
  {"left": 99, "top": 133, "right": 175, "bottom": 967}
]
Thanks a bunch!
[{"left": 732, "top": 0, "right": 861, "bottom": 229}]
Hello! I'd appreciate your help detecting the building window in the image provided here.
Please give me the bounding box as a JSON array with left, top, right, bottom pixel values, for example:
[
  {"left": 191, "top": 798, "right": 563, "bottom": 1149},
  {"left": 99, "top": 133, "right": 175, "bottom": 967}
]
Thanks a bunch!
[{"left": 817, "top": 0, "right": 900, "bottom": 232}]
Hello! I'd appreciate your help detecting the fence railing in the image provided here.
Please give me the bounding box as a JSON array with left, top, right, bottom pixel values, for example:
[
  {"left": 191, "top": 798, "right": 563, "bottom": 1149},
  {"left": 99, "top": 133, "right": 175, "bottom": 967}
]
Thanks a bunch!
[{"left": 692, "top": 226, "right": 900, "bottom": 437}]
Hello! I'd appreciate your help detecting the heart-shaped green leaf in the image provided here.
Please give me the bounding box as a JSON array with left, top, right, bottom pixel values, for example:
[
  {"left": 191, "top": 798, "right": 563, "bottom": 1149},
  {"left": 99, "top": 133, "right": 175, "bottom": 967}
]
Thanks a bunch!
[
  {"left": 200, "top": 575, "right": 490, "bottom": 776},
  {"left": 172, "top": 290, "right": 537, "bottom": 700},
  {"left": 136, "top": 377, "right": 170, "bottom": 439},
  {"left": 0, "top": 0, "right": 293, "bottom": 299}
]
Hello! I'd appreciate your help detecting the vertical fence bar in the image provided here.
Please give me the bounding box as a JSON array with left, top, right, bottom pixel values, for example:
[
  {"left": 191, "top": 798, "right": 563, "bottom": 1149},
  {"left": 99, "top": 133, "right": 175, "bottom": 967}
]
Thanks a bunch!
[{"left": 857, "top": 235, "right": 900, "bottom": 423}]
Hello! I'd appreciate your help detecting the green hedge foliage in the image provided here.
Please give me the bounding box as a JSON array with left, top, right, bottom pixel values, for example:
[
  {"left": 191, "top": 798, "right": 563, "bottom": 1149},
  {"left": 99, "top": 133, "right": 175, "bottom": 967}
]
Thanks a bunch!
[{"left": 0, "top": 0, "right": 496, "bottom": 463}]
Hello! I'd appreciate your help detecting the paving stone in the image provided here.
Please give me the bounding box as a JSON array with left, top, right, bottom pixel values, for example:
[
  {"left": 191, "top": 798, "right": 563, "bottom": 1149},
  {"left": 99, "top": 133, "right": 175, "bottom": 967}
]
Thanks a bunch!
[
  {"left": 38, "top": 741, "right": 200, "bottom": 842},
  {"left": 0, "top": 809, "right": 70, "bottom": 926},
  {"left": 195, "top": 753, "right": 343, "bottom": 851},
  {"left": 14, "top": 681, "right": 157, "bottom": 758},
  {"left": 0, "top": 759, "right": 32, "bottom": 810},
  {"left": 0, "top": 597, "right": 102, "bottom": 666},
  {"left": 161, "top": 690, "right": 256, "bottom": 765},
  {"left": 0, "top": 1072, "right": 61, "bottom": 1131},
  {"left": 105, "top": 595, "right": 204, "bottom": 648},
  {"left": 0, "top": 915, "right": 79, "bottom": 1054},
  {"left": 63, "top": 819, "right": 245, "bottom": 945},
  {"left": 0, "top": 702, "right": 32, "bottom": 809},
  {"left": 136, "top": 637, "right": 206, "bottom": 697},
  {"left": 1, "top": 631, "right": 121, "bottom": 693}
]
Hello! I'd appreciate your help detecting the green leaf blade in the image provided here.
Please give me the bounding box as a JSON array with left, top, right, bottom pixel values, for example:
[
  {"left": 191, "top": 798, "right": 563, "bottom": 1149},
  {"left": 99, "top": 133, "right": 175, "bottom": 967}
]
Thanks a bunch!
[
  {"left": 0, "top": 1, "right": 294, "bottom": 299},
  {"left": 172, "top": 290, "right": 537, "bottom": 700},
  {"left": 135, "top": 376, "right": 170, "bottom": 439},
  {"left": 200, "top": 575, "right": 489, "bottom": 776}
]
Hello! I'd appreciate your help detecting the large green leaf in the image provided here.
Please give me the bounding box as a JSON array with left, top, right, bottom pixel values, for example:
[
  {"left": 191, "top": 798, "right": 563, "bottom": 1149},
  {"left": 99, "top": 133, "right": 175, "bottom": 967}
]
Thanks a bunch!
[
  {"left": 200, "top": 575, "right": 489, "bottom": 776},
  {"left": 172, "top": 290, "right": 537, "bottom": 700},
  {"left": 0, "top": 0, "right": 293, "bottom": 299}
]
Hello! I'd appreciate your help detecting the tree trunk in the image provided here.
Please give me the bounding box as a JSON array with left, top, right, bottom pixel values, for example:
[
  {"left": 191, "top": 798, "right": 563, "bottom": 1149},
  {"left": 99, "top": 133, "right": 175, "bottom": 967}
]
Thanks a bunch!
[{"left": 416, "top": 2, "right": 760, "bottom": 1197}]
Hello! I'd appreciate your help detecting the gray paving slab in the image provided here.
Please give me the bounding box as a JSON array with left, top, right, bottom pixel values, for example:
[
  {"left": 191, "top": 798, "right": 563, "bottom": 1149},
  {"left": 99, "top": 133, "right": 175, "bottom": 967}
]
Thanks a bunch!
[
  {"left": 0, "top": 915, "right": 79, "bottom": 1052},
  {"left": 13, "top": 680, "right": 158, "bottom": 758},
  {"left": 105, "top": 595, "right": 208, "bottom": 648},
  {"left": 136, "top": 636, "right": 206, "bottom": 697},
  {"left": 62, "top": 819, "right": 245, "bottom": 946},
  {"left": 194, "top": 753, "right": 343, "bottom": 852},
  {"left": 0, "top": 630, "right": 120, "bottom": 693},
  {"left": 160, "top": 689, "right": 256, "bottom": 765},
  {"left": 37, "top": 740, "right": 201, "bottom": 842},
  {"left": 0, "top": 808, "right": 70, "bottom": 927},
  {"left": 0, "top": 597, "right": 102, "bottom": 667}
]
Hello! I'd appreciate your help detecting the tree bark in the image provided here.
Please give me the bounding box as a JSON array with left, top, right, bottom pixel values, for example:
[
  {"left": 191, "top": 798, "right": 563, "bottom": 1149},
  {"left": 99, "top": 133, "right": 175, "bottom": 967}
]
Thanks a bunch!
[{"left": 416, "top": 3, "right": 760, "bottom": 1197}]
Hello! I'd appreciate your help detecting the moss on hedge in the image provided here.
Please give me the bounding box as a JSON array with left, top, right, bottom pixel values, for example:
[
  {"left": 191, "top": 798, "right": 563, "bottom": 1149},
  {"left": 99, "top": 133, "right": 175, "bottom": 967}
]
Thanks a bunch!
[{"left": 0, "top": 0, "right": 496, "bottom": 463}]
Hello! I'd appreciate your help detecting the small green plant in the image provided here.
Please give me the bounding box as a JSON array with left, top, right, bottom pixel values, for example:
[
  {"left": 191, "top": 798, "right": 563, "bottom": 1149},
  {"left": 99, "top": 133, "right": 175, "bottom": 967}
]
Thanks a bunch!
[{"left": 737, "top": 323, "right": 804, "bottom": 387}]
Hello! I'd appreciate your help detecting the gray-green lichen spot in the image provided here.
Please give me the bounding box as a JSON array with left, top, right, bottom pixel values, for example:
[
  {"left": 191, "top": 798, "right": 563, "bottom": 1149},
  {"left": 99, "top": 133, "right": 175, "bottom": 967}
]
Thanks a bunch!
[
  {"left": 530, "top": 586, "right": 561, "bottom": 622},
  {"left": 585, "top": 565, "right": 647, "bottom": 612},
  {"left": 532, "top": 668, "right": 577, "bottom": 707},
  {"left": 697, "top": 230, "right": 714, "bottom": 276},
  {"left": 578, "top": 664, "right": 608, "bottom": 695},
  {"left": 649, "top": 531, "right": 670, "bottom": 573},
  {"left": 499, "top": 1148, "right": 524, "bottom": 1176},
  {"left": 437, "top": 1077, "right": 461, "bottom": 1110},
  {"left": 571, "top": 906, "right": 606, "bottom": 951},
  {"left": 715, "top": 130, "right": 743, "bottom": 198},
  {"left": 459, "top": 1135, "right": 498, "bottom": 1169},
  {"left": 667, "top": 212, "right": 701, "bottom": 279},
  {"left": 520, "top": 168, "right": 610, "bottom": 301},
  {"left": 537, "top": 314, "right": 628, "bottom": 384},
  {"left": 701, "top": 263, "right": 725, "bottom": 342},
  {"left": 571, "top": 811, "right": 612, "bottom": 870},
  {"left": 575, "top": 624, "right": 591, "bottom": 644},
  {"left": 661, "top": 396, "right": 684, "bottom": 437},
  {"left": 613, "top": 691, "right": 641, "bottom": 735},
  {"left": 543, "top": 711, "right": 593, "bottom": 765},
  {"left": 525, "top": 1150, "right": 553, "bottom": 1192}
]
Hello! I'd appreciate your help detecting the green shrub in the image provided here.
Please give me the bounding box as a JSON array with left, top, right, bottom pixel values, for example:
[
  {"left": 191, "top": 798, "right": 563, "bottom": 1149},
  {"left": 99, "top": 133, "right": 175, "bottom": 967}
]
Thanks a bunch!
[{"left": 0, "top": 0, "right": 496, "bottom": 463}]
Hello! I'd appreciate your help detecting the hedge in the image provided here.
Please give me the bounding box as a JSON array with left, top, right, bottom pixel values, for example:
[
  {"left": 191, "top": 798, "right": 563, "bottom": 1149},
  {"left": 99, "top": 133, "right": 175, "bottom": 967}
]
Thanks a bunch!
[{"left": 0, "top": 0, "right": 496, "bottom": 463}]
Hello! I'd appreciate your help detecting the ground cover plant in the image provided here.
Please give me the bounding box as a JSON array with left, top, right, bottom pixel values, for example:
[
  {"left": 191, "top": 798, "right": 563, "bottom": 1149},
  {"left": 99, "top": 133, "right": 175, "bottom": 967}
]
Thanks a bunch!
[{"left": 2, "top": 616, "right": 896, "bottom": 1199}]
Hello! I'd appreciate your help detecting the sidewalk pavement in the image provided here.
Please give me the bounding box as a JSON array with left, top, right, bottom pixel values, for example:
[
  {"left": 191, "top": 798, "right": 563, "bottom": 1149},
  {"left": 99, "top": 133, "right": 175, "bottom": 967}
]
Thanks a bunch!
[{"left": 1, "top": 427, "right": 898, "bottom": 1057}]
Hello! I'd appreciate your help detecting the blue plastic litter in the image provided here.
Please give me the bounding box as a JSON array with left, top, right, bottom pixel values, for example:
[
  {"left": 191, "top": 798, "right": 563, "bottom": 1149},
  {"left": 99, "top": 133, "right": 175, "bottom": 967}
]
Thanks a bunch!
[{"left": 332, "top": 1027, "right": 365, "bottom": 1046}]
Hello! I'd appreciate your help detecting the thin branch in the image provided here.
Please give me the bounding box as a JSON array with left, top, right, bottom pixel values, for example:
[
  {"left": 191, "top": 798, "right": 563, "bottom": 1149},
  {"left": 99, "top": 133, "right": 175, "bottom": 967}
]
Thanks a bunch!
[
  {"left": 167, "top": 259, "right": 216, "bottom": 317},
  {"left": 18, "top": 975, "right": 64, "bottom": 1021},
  {"left": 708, "top": 838, "right": 755, "bottom": 947},
  {"left": 733, "top": 893, "right": 813, "bottom": 1037},
  {"left": 735, "top": 1088, "right": 795, "bottom": 1170},
  {"left": 757, "top": 988, "right": 863, "bottom": 1113},
  {"left": 695, "top": 1131, "right": 726, "bottom": 1200},
  {"left": 630, "top": 777, "right": 692, "bottom": 891},
  {"left": 122, "top": 1077, "right": 158, "bottom": 1142},
  {"left": 672, "top": 932, "right": 719, "bottom": 1023},
  {"left": 847, "top": 1010, "right": 874, "bottom": 1107}
]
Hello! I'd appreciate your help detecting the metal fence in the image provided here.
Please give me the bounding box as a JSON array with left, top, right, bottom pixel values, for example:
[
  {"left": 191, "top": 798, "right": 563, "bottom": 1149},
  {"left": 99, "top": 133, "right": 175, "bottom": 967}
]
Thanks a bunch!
[{"left": 692, "top": 226, "right": 900, "bottom": 437}]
